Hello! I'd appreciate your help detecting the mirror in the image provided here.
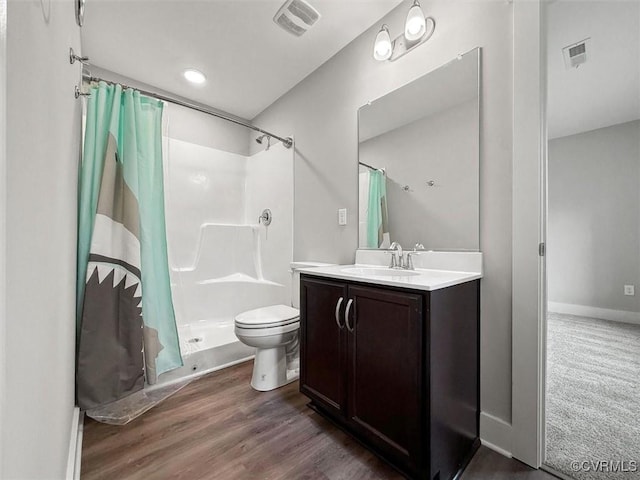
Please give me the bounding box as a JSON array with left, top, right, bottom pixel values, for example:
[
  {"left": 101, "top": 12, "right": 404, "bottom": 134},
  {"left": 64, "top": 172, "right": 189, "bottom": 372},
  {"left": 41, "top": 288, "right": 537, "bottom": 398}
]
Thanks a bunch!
[{"left": 358, "top": 48, "right": 480, "bottom": 251}]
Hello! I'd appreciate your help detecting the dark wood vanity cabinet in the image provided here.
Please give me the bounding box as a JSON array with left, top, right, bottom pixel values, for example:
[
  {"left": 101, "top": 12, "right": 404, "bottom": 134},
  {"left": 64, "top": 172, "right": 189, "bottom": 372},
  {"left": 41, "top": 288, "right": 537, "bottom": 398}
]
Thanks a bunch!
[
  {"left": 300, "top": 274, "right": 480, "bottom": 480},
  {"left": 298, "top": 277, "right": 348, "bottom": 418}
]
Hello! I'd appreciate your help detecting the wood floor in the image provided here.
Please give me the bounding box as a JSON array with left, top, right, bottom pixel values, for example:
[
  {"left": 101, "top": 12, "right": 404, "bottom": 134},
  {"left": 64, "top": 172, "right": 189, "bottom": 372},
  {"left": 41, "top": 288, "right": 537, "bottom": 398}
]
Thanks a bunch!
[{"left": 82, "top": 361, "right": 557, "bottom": 480}]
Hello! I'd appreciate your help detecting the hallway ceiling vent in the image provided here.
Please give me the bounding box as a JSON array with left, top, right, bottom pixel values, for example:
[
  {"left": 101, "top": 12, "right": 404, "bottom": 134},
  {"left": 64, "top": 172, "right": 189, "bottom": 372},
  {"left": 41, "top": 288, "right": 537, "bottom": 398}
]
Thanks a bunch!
[
  {"left": 273, "top": 0, "right": 321, "bottom": 37},
  {"left": 563, "top": 38, "right": 591, "bottom": 69}
]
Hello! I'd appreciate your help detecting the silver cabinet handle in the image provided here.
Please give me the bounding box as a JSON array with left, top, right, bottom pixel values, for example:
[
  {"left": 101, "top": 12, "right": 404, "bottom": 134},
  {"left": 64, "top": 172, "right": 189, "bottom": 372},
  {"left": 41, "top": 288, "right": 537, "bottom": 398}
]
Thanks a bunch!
[
  {"left": 345, "top": 299, "right": 354, "bottom": 333},
  {"left": 334, "top": 297, "right": 344, "bottom": 329}
]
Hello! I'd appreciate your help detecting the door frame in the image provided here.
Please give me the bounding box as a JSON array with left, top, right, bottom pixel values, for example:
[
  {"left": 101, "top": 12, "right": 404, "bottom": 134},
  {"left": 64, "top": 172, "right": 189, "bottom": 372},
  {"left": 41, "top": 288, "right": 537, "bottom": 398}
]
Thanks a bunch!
[
  {"left": 0, "top": 0, "right": 7, "bottom": 474},
  {"left": 511, "top": 0, "right": 548, "bottom": 468}
]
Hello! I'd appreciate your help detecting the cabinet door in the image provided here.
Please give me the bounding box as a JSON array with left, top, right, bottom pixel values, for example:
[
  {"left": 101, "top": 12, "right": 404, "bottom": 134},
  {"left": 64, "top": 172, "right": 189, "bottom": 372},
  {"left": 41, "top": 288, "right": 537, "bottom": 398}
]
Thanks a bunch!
[
  {"left": 346, "top": 284, "right": 424, "bottom": 474},
  {"left": 299, "top": 276, "right": 348, "bottom": 418}
]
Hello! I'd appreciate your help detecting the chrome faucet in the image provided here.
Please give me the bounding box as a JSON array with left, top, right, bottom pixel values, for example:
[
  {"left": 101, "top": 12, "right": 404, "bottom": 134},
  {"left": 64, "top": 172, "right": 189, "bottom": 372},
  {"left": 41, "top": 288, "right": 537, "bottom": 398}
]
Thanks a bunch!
[
  {"left": 405, "top": 243, "right": 426, "bottom": 270},
  {"left": 387, "top": 242, "right": 404, "bottom": 269}
]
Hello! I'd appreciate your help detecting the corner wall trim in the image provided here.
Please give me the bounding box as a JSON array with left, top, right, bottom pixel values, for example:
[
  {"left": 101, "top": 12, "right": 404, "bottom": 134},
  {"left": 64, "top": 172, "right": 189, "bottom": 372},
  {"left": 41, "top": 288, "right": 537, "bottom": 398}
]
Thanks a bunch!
[
  {"left": 548, "top": 302, "right": 640, "bottom": 326},
  {"left": 480, "top": 412, "right": 513, "bottom": 458},
  {"left": 0, "top": 0, "right": 7, "bottom": 474},
  {"left": 511, "top": 0, "right": 545, "bottom": 467},
  {"left": 66, "top": 407, "right": 83, "bottom": 480}
]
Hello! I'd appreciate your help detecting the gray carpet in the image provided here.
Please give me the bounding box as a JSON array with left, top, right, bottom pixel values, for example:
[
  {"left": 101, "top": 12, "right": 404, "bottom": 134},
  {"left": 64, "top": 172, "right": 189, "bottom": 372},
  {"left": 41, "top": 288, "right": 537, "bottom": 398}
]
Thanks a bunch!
[{"left": 546, "top": 313, "right": 640, "bottom": 480}]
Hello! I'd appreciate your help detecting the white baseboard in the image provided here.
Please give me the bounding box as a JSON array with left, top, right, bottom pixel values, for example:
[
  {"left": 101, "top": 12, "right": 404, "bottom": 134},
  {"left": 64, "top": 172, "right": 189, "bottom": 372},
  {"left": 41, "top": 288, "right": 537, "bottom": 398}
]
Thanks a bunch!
[
  {"left": 480, "top": 411, "right": 512, "bottom": 458},
  {"left": 66, "top": 407, "right": 83, "bottom": 480},
  {"left": 541, "top": 464, "right": 576, "bottom": 480},
  {"left": 548, "top": 302, "right": 640, "bottom": 325}
]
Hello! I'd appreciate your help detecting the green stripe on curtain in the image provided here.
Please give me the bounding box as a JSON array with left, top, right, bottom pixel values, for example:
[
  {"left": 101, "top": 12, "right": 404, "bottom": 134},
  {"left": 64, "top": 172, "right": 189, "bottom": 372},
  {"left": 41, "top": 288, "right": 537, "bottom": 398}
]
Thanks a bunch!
[{"left": 366, "top": 170, "right": 389, "bottom": 248}]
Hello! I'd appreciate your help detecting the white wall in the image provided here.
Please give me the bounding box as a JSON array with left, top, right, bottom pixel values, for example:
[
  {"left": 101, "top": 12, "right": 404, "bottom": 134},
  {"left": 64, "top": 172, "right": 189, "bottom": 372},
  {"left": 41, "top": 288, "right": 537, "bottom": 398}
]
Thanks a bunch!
[
  {"left": 164, "top": 139, "right": 248, "bottom": 267},
  {"left": 245, "top": 143, "right": 294, "bottom": 297},
  {"left": 165, "top": 103, "right": 250, "bottom": 156},
  {"left": 359, "top": 99, "right": 479, "bottom": 250},
  {"left": 548, "top": 120, "right": 640, "bottom": 314},
  {"left": 4, "top": 0, "right": 81, "bottom": 478},
  {"left": 253, "top": 0, "right": 514, "bottom": 426}
]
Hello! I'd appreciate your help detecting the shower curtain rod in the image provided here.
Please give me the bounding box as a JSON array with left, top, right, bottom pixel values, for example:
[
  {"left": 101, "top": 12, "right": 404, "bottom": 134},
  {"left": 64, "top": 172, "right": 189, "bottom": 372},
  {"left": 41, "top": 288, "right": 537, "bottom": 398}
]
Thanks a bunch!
[
  {"left": 359, "top": 161, "right": 385, "bottom": 173},
  {"left": 81, "top": 73, "right": 293, "bottom": 149}
]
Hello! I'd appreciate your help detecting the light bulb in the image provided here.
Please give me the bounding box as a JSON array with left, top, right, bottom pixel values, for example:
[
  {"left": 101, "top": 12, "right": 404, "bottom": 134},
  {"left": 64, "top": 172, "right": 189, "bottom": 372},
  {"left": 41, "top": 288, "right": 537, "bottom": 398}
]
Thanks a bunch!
[
  {"left": 183, "top": 69, "right": 206, "bottom": 84},
  {"left": 373, "top": 25, "right": 392, "bottom": 61},
  {"left": 404, "top": 1, "right": 426, "bottom": 41}
]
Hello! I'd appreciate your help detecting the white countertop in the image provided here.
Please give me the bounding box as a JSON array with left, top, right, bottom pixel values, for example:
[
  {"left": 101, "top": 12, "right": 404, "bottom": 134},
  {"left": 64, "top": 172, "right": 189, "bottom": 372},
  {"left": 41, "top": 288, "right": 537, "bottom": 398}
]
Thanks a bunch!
[{"left": 297, "top": 264, "right": 482, "bottom": 292}]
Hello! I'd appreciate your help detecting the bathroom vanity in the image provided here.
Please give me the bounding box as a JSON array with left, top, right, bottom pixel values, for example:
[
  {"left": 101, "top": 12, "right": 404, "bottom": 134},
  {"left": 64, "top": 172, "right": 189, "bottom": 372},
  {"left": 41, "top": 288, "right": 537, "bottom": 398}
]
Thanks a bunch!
[
  {"left": 298, "top": 260, "right": 481, "bottom": 480},
  {"left": 299, "top": 47, "right": 484, "bottom": 479}
]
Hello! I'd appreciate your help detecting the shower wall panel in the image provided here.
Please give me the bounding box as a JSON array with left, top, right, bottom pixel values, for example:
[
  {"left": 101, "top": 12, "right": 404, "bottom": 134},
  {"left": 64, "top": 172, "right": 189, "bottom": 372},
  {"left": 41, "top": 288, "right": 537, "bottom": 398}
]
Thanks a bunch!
[{"left": 162, "top": 137, "right": 294, "bottom": 344}]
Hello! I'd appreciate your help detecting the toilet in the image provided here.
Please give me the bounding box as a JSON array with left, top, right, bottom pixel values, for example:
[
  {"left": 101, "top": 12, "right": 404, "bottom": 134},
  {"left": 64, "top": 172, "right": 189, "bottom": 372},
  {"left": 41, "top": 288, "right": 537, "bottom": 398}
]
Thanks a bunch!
[{"left": 234, "top": 262, "right": 331, "bottom": 391}]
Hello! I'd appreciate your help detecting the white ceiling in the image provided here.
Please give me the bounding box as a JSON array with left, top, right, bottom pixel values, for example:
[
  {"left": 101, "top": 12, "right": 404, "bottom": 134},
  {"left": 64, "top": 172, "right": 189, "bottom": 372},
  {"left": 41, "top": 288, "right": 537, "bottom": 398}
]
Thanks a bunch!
[
  {"left": 81, "top": 0, "right": 403, "bottom": 120},
  {"left": 546, "top": 1, "right": 640, "bottom": 139}
]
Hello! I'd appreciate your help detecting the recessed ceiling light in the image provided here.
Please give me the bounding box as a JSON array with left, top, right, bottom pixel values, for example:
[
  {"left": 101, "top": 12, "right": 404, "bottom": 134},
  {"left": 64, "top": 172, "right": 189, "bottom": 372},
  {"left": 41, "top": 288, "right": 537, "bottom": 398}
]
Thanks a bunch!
[{"left": 183, "top": 69, "right": 206, "bottom": 84}]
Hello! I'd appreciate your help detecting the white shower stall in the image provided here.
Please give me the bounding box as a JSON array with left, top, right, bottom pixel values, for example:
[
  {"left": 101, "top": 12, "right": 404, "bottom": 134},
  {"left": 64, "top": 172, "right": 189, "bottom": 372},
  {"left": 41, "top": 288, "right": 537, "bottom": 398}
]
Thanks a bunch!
[{"left": 158, "top": 137, "right": 294, "bottom": 383}]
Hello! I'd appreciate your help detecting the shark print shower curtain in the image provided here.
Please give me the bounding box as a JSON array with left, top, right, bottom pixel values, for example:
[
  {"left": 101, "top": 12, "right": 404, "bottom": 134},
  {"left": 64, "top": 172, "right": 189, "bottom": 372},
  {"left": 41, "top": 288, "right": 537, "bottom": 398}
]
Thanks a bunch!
[{"left": 76, "top": 82, "right": 182, "bottom": 410}]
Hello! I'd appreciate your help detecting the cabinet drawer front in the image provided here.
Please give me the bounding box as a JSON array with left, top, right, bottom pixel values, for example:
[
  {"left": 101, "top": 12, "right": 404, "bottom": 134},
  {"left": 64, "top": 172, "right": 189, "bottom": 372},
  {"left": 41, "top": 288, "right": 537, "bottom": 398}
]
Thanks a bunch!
[
  {"left": 346, "top": 285, "right": 424, "bottom": 472},
  {"left": 300, "top": 276, "right": 348, "bottom": 415}
]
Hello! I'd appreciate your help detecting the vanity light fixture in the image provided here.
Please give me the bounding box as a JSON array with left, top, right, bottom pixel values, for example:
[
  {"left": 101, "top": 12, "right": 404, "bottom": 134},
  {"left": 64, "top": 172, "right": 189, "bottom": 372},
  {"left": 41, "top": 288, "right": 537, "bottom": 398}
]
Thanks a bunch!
[
  {"left": 373, "top": 25, "right": 392, "bottom": 61},
  {"left": 373, "top": 1, "right": 435, "bottom": 62},
  {"left": 405, "top": 1, "right": 426, "bottom": 41},
  {"left": 183, "top": 69, "right": 206, "bottom": 85}
]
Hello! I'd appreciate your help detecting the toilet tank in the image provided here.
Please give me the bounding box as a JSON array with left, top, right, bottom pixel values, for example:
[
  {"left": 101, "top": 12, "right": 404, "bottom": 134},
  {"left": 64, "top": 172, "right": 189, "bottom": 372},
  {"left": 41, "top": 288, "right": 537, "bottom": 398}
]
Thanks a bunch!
[{"left": 290, "top": 262, "right": 334, "bottom": 309}]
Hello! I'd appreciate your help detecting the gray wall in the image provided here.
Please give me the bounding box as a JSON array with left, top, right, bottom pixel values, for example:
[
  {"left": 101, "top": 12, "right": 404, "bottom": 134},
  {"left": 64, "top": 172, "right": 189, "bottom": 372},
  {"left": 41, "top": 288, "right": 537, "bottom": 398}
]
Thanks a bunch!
[
  {"left": 4, "top": 0, "right": 81, "bottom": 477},
  {"left": 548, "top": 120, "right": 640, "bottom": 313},
  {"left": 359, "top": 99, "right": 479, "bottom": 250},
  {"left": 253, "top": 0, "right": 514, "bottom": 424},
  {"left": 165, "top": 103, "right": 250, "bottom": 155}
]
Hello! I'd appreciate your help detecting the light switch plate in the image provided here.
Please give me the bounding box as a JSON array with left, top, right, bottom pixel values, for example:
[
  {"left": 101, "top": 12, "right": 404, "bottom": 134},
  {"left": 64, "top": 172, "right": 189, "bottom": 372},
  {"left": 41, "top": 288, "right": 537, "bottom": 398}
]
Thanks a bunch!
[
  {"left": 624, "top": 285, "right": 635, "bottom": 296},
  {"left": 338, "top": 208, "right": 347, "bottom": 226}
]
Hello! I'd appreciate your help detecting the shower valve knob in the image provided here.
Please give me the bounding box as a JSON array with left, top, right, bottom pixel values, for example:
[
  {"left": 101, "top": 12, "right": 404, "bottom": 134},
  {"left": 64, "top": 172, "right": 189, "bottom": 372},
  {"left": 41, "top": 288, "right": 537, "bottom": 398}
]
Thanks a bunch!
[{"left": 258, "top": 209, "right": 272, "bottom": 226}]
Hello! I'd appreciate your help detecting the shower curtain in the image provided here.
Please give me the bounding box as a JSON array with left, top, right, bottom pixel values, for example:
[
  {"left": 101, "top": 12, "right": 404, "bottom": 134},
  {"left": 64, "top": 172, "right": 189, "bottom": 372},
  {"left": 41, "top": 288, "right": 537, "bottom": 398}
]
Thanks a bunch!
[
  {"left": 366, "top": 170, "right": 390, "bottom": 248},
  {"left": 76, "top": 82, "right": 182, "bottom": 410}
]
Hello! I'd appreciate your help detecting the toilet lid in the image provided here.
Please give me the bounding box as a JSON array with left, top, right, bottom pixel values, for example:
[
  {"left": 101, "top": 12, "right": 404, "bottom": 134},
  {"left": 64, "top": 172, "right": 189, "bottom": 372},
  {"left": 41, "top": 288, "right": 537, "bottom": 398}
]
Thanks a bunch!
[{"left": 235, "top": 305, "right": 300, "bottom": 329}]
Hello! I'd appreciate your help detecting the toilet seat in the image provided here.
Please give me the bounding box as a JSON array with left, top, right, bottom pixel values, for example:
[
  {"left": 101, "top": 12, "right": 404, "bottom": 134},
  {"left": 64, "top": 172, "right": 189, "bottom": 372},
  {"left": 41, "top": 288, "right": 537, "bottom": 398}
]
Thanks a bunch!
[
  {"left": 234, "top": 304, "right": 300, "bottom": 329},
  {"left": 234, "top": 321, "right": 299, "bottom": 338}
]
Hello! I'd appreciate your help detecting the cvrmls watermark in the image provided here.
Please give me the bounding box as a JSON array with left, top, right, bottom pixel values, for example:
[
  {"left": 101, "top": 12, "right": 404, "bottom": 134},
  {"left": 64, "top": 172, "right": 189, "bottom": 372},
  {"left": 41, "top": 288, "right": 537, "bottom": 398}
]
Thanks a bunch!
[{"left": 570, "top": 460, "right": 638, "bottom": 473}]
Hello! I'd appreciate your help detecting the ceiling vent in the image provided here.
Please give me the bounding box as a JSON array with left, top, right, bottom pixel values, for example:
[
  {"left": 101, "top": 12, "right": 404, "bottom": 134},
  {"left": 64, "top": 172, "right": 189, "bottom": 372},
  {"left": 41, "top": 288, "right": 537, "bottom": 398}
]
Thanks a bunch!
[
  {"left": 563, "top": 38, "right": 591, "bottom": 69},
  {"left": 273, "top": 0, "right": 321, "bottom": 37}
]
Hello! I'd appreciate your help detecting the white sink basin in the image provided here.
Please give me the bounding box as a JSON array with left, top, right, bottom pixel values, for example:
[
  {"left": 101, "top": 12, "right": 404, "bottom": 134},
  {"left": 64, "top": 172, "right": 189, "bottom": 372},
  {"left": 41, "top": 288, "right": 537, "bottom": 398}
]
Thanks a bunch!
[{"left": 340, "top": 267, "right": 420, "bottom": 277}]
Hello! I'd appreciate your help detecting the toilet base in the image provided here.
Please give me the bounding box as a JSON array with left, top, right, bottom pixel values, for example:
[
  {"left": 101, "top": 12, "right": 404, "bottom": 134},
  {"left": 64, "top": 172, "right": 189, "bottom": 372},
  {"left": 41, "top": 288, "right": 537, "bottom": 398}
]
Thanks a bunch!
[{"left": 250, "top": 346, "right": 299, "bottom": 391}]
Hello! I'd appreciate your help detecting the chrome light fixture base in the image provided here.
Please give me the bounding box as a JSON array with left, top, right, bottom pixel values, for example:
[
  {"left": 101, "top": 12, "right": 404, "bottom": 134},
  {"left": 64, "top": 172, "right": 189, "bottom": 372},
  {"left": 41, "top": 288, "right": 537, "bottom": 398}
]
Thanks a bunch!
[
  {"left": 75, "top": 0, "right": 85, "bottom": 26},
  {"left": 388, "top": 16, "right": 435, "bottom": 62}
]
